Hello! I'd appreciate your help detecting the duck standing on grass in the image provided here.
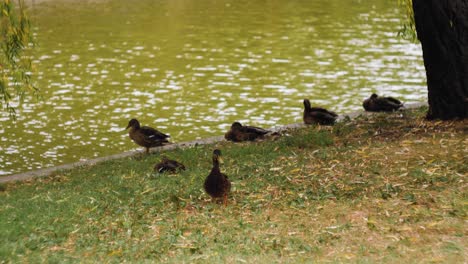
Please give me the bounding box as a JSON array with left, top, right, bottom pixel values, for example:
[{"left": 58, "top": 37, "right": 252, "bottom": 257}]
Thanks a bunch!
[
  {"left": 126, "top": 118, "right": 170, "bottom": 153},
  {"left": 303, "top": 99, "right": 338, "bottom": 125},
  {"left": 224, "top": 121, "right": 270, "bottom": 142},
  {"left": 363, "top": 93, "right": 403, "bottom": 112},
  {"left": 154, "top": 156, "right": 186, "bottom": 173},
  {"left": 204, "top": 149, "right": 231, "bottom": 205}
]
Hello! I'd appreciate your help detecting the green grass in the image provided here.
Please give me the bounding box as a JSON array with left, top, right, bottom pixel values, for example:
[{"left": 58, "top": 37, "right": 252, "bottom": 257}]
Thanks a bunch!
[{"left": 1, "top": 107, "right": 467, "bottom": 263}]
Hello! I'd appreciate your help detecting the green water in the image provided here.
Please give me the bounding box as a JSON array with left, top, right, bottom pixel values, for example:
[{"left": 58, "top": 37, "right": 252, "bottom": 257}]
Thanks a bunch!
[{"left": 0, "top": 0, "right": 426, "bottom": 175}]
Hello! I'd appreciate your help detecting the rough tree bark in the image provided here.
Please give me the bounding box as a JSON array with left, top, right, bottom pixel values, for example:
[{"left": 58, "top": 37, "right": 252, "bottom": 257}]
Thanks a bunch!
[{"left": 412, "top": 0, "right": 468, "bottom": 119}]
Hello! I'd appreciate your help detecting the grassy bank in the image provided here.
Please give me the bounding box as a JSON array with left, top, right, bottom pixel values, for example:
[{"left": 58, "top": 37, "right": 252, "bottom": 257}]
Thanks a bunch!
[{"left": 0, "top": 107, "right": 466, "bottom": 263}]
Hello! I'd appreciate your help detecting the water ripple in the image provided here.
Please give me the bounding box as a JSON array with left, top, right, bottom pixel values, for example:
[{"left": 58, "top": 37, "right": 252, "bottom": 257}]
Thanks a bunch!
[{"left": 0, "top": 0, "right": 426, "bottom": 176}]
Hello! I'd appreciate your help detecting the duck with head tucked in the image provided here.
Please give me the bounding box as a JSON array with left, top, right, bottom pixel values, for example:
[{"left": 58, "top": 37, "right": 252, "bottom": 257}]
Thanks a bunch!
[
  {"left": 154, "top": 156, "right": 186, "bottom": 173},
  {"left": 303, "top": 99, "right": 338, "bottom": 125},
  {"left": 204, "top": 149, "right": 231, "bottom": 205},
  {"left": 224, "top": 121, "right": 270, "bottom": 142},
  {"left": 363, "top": 93, "right": 403, "bottom": 112},
  {"left": 126, "top": 118, "right": 170, "bottom": 153}
]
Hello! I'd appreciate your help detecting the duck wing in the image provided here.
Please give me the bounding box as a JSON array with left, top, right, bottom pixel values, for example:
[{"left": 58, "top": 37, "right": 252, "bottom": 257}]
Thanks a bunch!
[
  {"left": 240, "top": 125, "right": 270, "bottom": 135},
  {"left": 383, "top": 97, "right": 402, "bottom": 106},
  {"left": 221, "top": 173, "right": 231, "bottom": 192},
  {"left": 155, "top": 159, "right": 185, "bottom": 173},
  {"left": 374, "top": 98, "right": 402, "bottom": 111},
  {"left": 155, "top": 162, "right": 169, "bottom": 173},
  {"left": 140, "top": 126, "right": 170, "bottom": 140},
  {"left": 167, "top": 159, "right": 185, "bottom": 170},
  {"left": 311, "top": 111, "right": 337, "bottom": 125},
  {"left": 310, "top": 107, "right": 338, "bottom": 117}
]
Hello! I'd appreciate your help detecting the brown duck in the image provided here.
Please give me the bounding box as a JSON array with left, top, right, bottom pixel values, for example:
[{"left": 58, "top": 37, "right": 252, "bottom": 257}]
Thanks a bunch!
[
  {"left": 154, "top": 156, "right": 186, "bottom": 173},
  {"left": 363, "top": 93, "right": 403, "bottom": 112},
  {"left": 204, "top": 149, "right": 231, "bottom": 205},
  {"left": 126, "top": 119, "right": 170, "bottom": 153},
  {"left": 303, "top": 99, "right": 338, "bottom": 125},
  {"left": 224, "top": 122, "right": 270, "bottom": 142}
]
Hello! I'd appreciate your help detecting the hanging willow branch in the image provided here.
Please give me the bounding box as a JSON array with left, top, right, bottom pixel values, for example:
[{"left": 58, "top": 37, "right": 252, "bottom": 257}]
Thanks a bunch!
[
  {"left": 0, "top": 0, "right": 37, "bottom": 119},
  {"left": 397, "top": 0, "right": 417, "bottom": 41}
]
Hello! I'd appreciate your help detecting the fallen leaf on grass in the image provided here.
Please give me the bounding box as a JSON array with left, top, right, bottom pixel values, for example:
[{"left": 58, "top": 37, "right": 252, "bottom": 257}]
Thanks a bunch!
[
  {"left": 289, "top": 168, "right": 301, "bottom": 174},
  {"left": 108, "top": 250, "right": 122, "bottom": 256},
  {"left": 140, "top": 187, "right": 156, "bottom": 195}
]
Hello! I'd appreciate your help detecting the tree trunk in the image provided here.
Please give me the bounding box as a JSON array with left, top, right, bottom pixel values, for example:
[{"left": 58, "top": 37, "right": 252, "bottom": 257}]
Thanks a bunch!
[{"left": 412, "top": 0, "right": 468, "bottom": 120}]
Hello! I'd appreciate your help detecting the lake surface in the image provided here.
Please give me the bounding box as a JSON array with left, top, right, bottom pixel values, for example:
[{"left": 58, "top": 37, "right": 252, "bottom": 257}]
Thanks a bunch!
[{"left": 0, "top": 0, "right": 426, "bottom": 176}]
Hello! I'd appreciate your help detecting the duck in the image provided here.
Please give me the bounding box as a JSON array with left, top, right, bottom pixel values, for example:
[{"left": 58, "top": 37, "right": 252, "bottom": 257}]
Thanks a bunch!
[
  {"left": 204, "top": 149, "right": 231, "bottom": 205},
  {"left": 126, "top": 118, "right": 170, "bottom": 153},
  {"left": 154, "top": 156, "right": 186, "bottom": 173},
  {"left": 224, "top": 122, "right": 270, "bottom": 142},
  {"left": 303, "top": 99, "right": 338, "bottom": 125},
  {"left": 363, "top": 93, "right": 403, "bottom": 112}
]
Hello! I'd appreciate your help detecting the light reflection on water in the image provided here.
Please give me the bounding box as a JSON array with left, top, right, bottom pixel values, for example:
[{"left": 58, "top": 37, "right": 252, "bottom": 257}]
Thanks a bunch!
[{"left": 0, "top": 0, "right": 426, "bottom": 176}]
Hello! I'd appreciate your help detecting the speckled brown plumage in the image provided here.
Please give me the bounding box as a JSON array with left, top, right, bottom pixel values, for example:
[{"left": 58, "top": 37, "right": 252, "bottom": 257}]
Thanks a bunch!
[
  {"left": 204, "top": 149, "right": 231, "bottom": 205},
  {"left": 303, "top": 99, "right": 338, "bottom": 126},
  {"left": 126, "top": 119, "right": 170, "bottom": 153},
  {"left": 154, "top": 156, "right": 186, "bottom": 173},
  {"left": 224, "top": 122, "right": 270, "bottom": 142},
  {"left": 363, "top": 93, "right": 403, "bottom": 112}
]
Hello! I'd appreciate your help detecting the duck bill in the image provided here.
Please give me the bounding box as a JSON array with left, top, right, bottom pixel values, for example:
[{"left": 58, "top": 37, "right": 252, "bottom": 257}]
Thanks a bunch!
[{"left": 217, "top": 156, "right": 224, "bottom": 164}]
